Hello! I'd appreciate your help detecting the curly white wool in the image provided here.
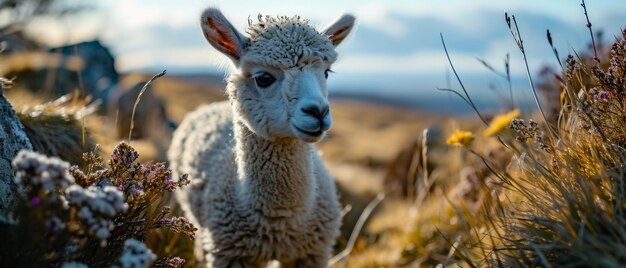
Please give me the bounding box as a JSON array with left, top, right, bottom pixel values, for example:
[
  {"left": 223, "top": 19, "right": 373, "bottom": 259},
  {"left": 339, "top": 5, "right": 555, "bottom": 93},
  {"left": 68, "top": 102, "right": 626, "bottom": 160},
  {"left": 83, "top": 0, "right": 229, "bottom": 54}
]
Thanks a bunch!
[{"left": 169, "top": 8, "right": 355, "bottom": 267}]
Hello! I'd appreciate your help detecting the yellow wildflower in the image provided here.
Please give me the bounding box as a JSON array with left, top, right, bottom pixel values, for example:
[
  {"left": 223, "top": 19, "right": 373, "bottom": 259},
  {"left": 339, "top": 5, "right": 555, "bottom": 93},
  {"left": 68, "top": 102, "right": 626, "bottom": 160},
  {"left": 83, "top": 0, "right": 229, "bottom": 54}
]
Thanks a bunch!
[
  {"left": 447, "top": 130, "right": 475, "bottom": 147},
  {"left": 483, "top": 109, "right": 520, "bottom": 137}
]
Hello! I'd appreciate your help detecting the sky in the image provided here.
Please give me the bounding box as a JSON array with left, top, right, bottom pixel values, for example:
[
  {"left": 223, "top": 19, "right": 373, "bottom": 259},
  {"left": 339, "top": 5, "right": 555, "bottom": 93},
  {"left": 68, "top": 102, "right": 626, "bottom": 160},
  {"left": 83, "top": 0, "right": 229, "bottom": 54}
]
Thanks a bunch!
[{"left": 27, "top": 0, "right": 626, "bottom": 112}]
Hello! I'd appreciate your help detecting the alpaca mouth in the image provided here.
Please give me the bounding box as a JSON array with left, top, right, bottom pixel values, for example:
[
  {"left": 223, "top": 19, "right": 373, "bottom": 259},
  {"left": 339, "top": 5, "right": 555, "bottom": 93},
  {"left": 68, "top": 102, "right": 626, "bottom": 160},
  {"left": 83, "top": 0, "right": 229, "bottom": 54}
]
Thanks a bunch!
[{"left": 294, "top": 125, "right": 324, "bottom": 137}]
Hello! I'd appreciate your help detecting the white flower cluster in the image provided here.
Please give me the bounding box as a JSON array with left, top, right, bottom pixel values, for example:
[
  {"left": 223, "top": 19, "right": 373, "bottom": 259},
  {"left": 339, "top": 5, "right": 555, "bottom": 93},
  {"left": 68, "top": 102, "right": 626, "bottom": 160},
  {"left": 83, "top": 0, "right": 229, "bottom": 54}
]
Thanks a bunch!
[
  {"left": 66, "top": 185, "right": 129, "bottom": 239},
  {"left": 117, "top": 239, "right": 156, "bottom": 268},
  {"left": 12, "top": 150, "right": 74, "bottom": 192}
]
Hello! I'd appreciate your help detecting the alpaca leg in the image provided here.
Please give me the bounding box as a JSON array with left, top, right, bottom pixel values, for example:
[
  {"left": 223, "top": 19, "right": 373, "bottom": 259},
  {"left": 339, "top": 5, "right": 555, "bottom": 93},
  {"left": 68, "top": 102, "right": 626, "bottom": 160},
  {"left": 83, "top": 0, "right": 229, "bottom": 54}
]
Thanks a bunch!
[{"left": 280, "top": 254, "right": 328, "bottom": 268}]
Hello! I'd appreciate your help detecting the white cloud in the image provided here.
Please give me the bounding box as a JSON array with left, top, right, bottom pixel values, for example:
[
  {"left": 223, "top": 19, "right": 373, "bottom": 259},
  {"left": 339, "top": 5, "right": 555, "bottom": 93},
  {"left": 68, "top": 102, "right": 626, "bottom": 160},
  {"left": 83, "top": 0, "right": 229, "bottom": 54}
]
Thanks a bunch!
[{"left": 116, "top": 46, "right": 232, "bottom": 72}]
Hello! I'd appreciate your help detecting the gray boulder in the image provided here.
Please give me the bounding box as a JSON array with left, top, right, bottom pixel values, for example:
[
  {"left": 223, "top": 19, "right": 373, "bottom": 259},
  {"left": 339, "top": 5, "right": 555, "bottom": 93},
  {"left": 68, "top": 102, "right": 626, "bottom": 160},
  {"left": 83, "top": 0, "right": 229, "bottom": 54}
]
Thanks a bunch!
[
  {"left": 51, "top": 40, "right": 119, "bottom": 102},
  {"left": 3, "top": 40, "right": 119, "bottom": 105},
  {"left": 0, "top": 85, "right": 33, "bottom": 214}
]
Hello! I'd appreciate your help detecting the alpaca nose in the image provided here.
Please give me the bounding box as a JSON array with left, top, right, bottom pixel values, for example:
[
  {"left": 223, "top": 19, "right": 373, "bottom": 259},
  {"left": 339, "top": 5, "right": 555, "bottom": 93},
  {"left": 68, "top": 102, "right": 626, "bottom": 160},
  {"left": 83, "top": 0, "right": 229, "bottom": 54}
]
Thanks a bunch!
[{"left": 301, "top": 104, "right": 329, "bottom": 120}]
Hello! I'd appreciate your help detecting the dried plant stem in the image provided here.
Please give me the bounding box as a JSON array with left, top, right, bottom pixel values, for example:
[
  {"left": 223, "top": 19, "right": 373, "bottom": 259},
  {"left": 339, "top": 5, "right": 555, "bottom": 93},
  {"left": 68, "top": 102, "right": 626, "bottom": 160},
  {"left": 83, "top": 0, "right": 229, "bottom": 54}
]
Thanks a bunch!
[
  {"left": 581, "top": 0, "right": 598, "bottom": 60},
  {"left": 546, "top": 29, "right": 563, "bottom": 69},
  {"left": 506, "top": 14, "right": 554, "bottom": 137},
  {"left": 421, "top": 128, "right": 429, "bottom": 188},
  {"left": 505, "top": 54, "right": 514, "bottom": 109},
  {"left": 340, "top": 204, "right": 352, "bottom": 218},
  {"left": 129, "top": 70, "right": 167, "bottom": 141},
  {"left": 440, "top": 33, "right": 488, "bottom": 125},
  {"left": 328, "top": 193, "right": 385, "bottom": 266},
  {"left": 475, "top": 55, "right": 515, "bottom": 109},
  {"left": 74, "top": 45, "right": 86, "bottom": 96}
]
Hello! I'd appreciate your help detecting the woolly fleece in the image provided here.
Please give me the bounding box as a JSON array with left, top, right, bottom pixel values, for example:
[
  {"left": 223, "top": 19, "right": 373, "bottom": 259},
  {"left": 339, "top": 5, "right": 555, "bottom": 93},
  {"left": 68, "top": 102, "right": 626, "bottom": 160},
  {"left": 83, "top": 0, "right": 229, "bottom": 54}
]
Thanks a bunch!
[{"left": 169, "top": 12, "right": 347, "bottom": 267}]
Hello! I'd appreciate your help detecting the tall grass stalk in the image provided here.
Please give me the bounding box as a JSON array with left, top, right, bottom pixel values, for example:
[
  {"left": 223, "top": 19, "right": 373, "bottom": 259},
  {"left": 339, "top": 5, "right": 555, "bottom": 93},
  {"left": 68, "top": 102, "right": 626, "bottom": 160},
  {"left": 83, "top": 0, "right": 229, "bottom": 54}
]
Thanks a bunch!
[
  {"left": 129, "top": 70, "right": 166, "bottom": 141},
  {"left": 442, "top": 2, "right": 626, "bottom": 266}
]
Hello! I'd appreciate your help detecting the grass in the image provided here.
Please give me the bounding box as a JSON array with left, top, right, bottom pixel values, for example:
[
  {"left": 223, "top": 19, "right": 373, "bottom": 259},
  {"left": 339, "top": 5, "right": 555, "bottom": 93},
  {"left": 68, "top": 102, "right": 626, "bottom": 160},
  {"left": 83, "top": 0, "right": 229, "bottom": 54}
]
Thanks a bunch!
[
  {"left": 335, "top": 2, "right": 626, "bottom": 267},
  {"left": 436, "top": 2, "right": 626, "bottom": 267},
  {"left": 2, "top": 1, "right": 625, "bottom": 266}
]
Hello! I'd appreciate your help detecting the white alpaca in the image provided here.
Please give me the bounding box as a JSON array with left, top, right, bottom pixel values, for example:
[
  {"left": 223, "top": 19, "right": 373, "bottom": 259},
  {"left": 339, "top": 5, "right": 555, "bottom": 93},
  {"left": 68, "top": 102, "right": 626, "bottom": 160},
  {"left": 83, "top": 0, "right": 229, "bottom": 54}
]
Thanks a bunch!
[{"left": 168, "top": 8, "right": 355, "bottom": 267}]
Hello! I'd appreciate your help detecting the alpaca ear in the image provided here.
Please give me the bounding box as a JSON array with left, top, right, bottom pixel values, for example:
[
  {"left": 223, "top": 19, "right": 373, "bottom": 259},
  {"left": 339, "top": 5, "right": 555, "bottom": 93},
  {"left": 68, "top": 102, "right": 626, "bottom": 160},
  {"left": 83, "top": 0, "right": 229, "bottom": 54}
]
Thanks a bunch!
[
  {"left": 200, "top": 8, "right": 248, "bottom": 62},
  {"left": 321, "top": 14, "right": 355, "bottom": 47}
]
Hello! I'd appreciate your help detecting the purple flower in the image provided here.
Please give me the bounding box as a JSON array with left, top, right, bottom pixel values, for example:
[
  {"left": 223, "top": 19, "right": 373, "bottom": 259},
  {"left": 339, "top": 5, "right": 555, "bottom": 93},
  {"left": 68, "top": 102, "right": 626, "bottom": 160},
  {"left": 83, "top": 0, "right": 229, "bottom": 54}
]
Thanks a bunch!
[
  {"left": 599, "top": 91, "right": 610, "bottom": 100},
  {"left": 31, "top": 196, "right": 41, "bottom": 205},
  {"left": 117, "top": 184, "right": 124, "bottom": 191},
  {"left": 167, "top": 257, "right": 186, "bottom": 267},
  {"left": 161, "top": 206, "right": 171, "bottom": 214},
  {"left": 166, "top": 178, "right": 174, "bottom": 185},
  {"left": 140, "top": 164, "right": 150, "bottom": 173}
]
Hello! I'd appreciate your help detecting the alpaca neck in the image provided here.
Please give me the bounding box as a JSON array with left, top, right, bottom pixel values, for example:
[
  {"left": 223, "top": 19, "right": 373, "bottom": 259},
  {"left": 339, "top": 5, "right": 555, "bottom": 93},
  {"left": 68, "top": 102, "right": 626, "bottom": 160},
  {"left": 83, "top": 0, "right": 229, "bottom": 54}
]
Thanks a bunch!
[{"left": 233, "top": 120, "right": 315, "bottom": 218}]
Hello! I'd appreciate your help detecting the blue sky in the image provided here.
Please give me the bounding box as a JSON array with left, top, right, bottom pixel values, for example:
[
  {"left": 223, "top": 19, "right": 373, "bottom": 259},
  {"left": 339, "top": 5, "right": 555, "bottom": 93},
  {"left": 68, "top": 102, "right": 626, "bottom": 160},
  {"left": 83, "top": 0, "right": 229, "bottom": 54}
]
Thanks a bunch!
[{"left": 30, "top": 0, "right": 626, "bottom": 111}]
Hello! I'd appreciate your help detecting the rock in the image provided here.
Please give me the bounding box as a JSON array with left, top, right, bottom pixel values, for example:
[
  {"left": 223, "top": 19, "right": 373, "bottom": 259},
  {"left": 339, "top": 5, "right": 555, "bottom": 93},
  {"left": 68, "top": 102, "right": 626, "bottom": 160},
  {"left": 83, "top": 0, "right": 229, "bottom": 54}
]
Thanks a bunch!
[
  {"left": 0, "top": 85, "right": 33, "bottom": 214},
  {"left": 50, "top": 40, "right": 119, "bottom": 102},
  {"left": 2, "top": 40, "right": 119, "bottom": 105},
  {"left": 0, "top": 32, "right": 41, "bottom": 53}
]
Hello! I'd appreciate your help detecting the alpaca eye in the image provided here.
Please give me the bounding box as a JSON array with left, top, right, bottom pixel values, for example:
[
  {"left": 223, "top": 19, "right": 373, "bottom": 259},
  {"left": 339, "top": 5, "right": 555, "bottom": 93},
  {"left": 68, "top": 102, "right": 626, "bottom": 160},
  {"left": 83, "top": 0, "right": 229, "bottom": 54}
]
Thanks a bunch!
[
  {"left": 254, "top": 73, "right": 276, "bottom": 88},
  {"left": 324, "top": 69, "right": 333, "bottom": 79}
]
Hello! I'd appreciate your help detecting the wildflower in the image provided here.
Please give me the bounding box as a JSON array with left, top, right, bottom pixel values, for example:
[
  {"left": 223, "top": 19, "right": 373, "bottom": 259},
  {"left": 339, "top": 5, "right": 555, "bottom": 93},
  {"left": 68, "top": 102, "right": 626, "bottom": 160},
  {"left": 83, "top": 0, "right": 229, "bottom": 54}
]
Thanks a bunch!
[
  {"left": 166, "top": 257, "right": 186, "bottom": 268},
  {"left": 447, "top": 130, "right": 475, "bottom": 147},
  {"left": 12, "top": 150, "right": 75, "bottom": 192},
  {"left": 66, "top": 185, "right": 128, "bottom": 240},
  {"left": 118, "top": 239, "right": 156, "bottom": 268},
  {"left": 161, "top": 206, "right": 171, "bottom": 214},
  {"left": 484, "top": 109, "right": 520, "bottom": 136},
  {"left": 598, "top": 91, "right": 610, "bottom": 101},
  {"left": 565, "top": 54, "right": 579, "bottom": 79},
  {"left": 31, "top": 196, "right": 41, "bottom": 205}
]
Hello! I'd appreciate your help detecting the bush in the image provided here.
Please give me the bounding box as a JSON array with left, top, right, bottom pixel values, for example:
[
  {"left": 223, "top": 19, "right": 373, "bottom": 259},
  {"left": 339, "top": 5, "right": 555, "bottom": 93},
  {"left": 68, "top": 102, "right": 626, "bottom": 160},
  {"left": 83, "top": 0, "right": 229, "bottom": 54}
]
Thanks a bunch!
[{"left": 0, "top": 142, "right": 195, "bottom": 268}]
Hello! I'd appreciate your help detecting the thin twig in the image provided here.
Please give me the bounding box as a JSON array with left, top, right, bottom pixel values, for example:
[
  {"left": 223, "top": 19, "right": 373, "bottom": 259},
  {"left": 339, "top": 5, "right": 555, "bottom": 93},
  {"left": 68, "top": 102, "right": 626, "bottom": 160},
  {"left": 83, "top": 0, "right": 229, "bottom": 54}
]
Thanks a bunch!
[
  {"left": 475, "top": 56, "right": 515, "bottom": 109},
  {"left": 328, "top": 193, "right": 385, "bottom": 266},
  {"left": 440, "top": 33, "right": 488, "bottom": 125},
  {"left": 581, "top": 0, "right": 598, "bottom": 61},
  {"left": 340, "top": 204, "right": 352, "bottom": 218},
  {"left": 74, "top": 45, "right": 85, "bottom": 96},
  {"left": 436, "top": 87, "right": 472, "bottom": 107},
  {"left": 505, "top": 13, "right": 554, "bottom": 137},
  {"left": 129, "top": 70, "right": 167, "bottom": 141},
  {"left": 505, "top": 53, "right": 514, "bottom": 108},
  {"left": 421, "top": 128, "right": 430, "bottom": 189},
  {"left": 546, "top": 29, "right": 563, "bottom": 69}
]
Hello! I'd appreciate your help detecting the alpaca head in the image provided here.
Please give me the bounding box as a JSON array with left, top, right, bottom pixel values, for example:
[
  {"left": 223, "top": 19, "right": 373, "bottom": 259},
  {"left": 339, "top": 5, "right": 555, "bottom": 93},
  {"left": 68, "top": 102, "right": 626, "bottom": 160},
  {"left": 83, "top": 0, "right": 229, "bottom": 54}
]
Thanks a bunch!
[{"left": 200, "top": 8, "right": 355, "bottom": 143}]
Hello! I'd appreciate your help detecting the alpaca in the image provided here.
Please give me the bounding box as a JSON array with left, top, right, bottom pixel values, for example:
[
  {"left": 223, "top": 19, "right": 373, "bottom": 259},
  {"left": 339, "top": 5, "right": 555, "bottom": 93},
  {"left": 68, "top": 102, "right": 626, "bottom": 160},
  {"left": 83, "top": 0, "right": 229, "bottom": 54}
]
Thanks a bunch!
[{"left": 168, "top": 8, "right": 355, "bottom": 267}]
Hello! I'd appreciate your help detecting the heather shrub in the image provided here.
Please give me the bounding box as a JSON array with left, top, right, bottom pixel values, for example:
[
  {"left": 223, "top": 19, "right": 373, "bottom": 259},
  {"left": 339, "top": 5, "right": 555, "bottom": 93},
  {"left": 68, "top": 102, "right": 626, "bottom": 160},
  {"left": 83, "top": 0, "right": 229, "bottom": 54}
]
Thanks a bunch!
[{"left": 0, "top": 142, "right": 195, "bottom": 268}]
